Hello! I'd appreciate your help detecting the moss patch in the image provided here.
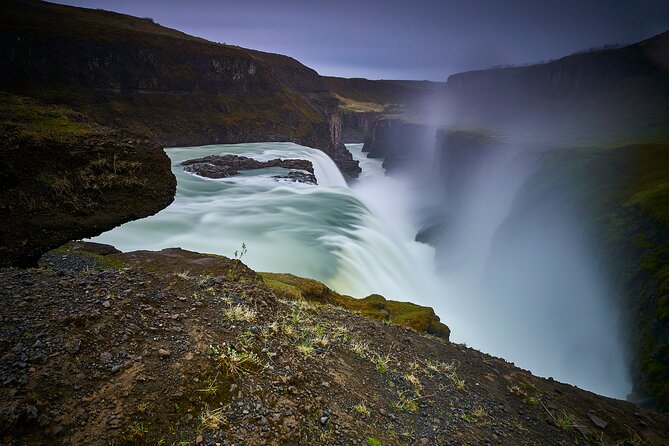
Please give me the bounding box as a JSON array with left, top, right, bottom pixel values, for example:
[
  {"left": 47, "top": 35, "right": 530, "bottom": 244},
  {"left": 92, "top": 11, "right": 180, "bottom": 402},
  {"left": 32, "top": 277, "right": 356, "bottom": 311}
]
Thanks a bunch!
[
  {"left": 260, "top": 272, "right": 450, "bottom": 340},
  {"left": 0, "top": 92, "right": 98, "bottom": 143}
]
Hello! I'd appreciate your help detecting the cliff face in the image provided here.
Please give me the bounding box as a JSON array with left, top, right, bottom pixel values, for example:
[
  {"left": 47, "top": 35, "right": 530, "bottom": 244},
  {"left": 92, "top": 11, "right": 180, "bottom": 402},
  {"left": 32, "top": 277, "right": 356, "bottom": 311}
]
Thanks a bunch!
[
  {"left": 340, "top": 111, "right": 380, "bottom": 143},
  {"left": 486, "top": 142, "right": 669, "bottom": 411},
  {"left": 0, "top": 0, "right": 360, "bottom": 178},
  {"left": 442, "top": 31, "right": 669, "bottom": 144},
  {"left": 362, "top": 118, "right": 436, "bottom": 171},
  {"left": 0, "top": 93, "right": 176, "bottom": 267}
]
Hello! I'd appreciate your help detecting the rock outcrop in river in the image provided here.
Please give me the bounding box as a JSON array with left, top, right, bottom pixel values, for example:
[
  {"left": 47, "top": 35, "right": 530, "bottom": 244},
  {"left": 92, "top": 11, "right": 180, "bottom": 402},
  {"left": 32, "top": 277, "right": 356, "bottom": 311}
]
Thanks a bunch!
[{"left": 181, "top": 155, "right": 317, "bottom": 184}]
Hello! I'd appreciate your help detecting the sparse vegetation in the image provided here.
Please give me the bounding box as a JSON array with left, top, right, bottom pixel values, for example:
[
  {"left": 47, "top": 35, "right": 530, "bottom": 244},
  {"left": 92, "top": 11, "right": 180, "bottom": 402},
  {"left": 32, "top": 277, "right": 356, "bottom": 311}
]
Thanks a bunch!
[
  {"left": 199, "top": 405, "right": 226, "bottom": 430},
  {"left": 555, "top": 410, "right": 575, "bottom": 432},
  {"left": 211, "top": 344, "right": 262, "bottom": 376},
  {"left": 223, "top": 303, "right": 257, "bottom": 322},
  {"left": 353, "top": 403, "right": 370, "bottom": 416},
  {"left": 448, "top": 370, "right": 466, "bottom": 391},
  {"left": 393, "top": 390, "right": 419, "bottom": 413},
  {"left": 374, "top": 352, "right": 390, "bottom": 374}
]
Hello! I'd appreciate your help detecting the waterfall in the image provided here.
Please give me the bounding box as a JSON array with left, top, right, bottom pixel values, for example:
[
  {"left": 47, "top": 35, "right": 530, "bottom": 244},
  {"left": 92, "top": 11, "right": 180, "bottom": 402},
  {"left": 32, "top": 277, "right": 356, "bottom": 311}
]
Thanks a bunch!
[
  {"left": 90, "top": 142, "right": 439, "bottom": 303},
  {"left": 90, "top": 139, "right": 630, "bottom": 399}
]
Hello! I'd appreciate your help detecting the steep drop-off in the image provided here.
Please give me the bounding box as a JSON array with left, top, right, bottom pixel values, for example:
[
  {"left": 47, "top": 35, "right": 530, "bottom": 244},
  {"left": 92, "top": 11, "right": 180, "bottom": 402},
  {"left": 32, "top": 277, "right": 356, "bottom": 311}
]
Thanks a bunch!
[
  {"left": 0, "top": 0, "right": 360, "bottom": 177},
  {"left": 0, "top": 92, "right": 175, "bottom": 267},
  {"left": 351, "top": 31, "right": 669, "bottom": 410},
  {"left": 2, "top": 242, "right": 669, "bottom": 445},
  {"left": 486, "top": 142, "right": 669, "bottom": 410}
]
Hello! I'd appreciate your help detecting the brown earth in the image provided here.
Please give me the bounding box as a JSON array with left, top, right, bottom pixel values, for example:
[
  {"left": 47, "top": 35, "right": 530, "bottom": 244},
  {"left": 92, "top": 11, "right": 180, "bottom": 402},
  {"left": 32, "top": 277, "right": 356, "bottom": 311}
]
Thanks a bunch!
[
  {"left": 1, "top": 242, "right": 668, "bottom": 446},
  {"left": 0, "top": 93, "right": 176, "bottom": 268}
]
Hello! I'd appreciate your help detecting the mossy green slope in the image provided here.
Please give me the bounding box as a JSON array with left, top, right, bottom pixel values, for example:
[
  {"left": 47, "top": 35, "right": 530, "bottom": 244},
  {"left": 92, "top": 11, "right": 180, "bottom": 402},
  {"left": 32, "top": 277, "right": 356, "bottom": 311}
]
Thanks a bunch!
[{"left": 261, "top": 272, "right": 450, "bottom": 340}]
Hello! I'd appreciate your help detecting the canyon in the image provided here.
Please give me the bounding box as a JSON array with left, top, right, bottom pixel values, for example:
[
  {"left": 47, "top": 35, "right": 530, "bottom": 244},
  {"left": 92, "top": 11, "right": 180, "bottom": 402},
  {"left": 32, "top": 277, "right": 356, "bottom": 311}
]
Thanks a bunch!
[{"left": 1, "top": 0, "right": 669, "bottom": 444}]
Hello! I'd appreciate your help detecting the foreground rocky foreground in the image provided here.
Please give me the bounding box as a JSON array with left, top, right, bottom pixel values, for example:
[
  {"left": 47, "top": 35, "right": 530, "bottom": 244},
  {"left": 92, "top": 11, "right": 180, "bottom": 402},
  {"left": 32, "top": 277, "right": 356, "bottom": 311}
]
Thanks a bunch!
[{"left": 1, "top": 243, "right": 668, "bottom": 446}]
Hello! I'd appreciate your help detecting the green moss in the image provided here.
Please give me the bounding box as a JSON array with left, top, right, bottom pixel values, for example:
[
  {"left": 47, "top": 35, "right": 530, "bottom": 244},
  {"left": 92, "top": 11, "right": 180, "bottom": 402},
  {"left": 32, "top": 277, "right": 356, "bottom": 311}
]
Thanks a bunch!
[
  {"left": 260, "top": 273, "right": 450, "bottom": 340},
  {"left": 366, "top": 437, "right": 382, "bottom": 446},
  {"left": 0, "top": 92, "right": 98, "bottom": 142}
]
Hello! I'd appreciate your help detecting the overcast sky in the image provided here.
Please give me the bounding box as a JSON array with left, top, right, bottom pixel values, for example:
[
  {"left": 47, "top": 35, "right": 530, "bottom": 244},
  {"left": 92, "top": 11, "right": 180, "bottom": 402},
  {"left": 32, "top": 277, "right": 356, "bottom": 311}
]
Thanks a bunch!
[{"left": 56, "top": 0, "right": 669, "bottom": 81}]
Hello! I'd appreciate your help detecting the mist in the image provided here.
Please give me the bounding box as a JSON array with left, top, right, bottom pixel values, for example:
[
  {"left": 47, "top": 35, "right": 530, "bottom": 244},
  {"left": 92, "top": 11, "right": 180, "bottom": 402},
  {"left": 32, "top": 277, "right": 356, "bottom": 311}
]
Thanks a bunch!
[{"left": 400, "top": 132, "right": 632, "bottom": 398}]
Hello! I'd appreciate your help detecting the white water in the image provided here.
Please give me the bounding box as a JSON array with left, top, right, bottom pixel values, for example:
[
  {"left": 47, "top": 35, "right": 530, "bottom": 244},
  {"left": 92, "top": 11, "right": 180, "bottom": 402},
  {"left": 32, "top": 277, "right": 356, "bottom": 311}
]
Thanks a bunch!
[
  {"left": 91, "top": 141, "right": 629, "bottom": 399},
  {"left": 91, "top": 142, "right": 438, "bottom": 302}
]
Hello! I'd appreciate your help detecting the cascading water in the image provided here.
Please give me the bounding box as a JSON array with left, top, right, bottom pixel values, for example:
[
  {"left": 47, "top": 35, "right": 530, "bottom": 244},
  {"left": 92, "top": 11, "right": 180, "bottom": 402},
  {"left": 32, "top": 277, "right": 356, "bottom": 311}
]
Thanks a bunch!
[
  {"left": 91, "top": 140, "right": 630, "bottom": 399},
  {"left": 428, "top": 142, "right": 631, "bottom": 399},
  {"left": 91, "top": 142, "right": 439, "bottom": 302}
]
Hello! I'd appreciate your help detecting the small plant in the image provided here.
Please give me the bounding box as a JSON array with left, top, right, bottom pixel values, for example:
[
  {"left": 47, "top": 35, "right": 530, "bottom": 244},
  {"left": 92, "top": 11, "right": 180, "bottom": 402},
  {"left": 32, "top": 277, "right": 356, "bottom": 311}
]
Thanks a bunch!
[
  {"left": 282, "top": 324, "right": 295, "bottom": 336},
  {"left": 290, "top": 308, "right": 304, "bottom": 325},
  {"left": 200, "top": 405, "right": 226, "bottom": 430},
  {"left": 175, "top": 270, "right": 191, "bottom": 280},
  {"left": 472, "top": 407, "right": 487, "bottom": 418},
  {"left": 296, "top": 341, "right": 314, "bottom": 356},
  {"left": 234, "top": 243, "right": 248, "bottom": 260},
  {"left": 350, "top": 340, "right": 369, "bottom": 356},
  {"left": 448, "top": 371, "right": 466, "bottom": 391},
  {"left": 555, "top": 410, "right": 575, "bottom": 432},
  {"left": 393, "top": 390, "right": 418, "bottom": 413},
  {"left": 211, "top": 344, "right": 261, "bottom": 376},
  {"left": 509, "top": 382, "right": 539, "bottom": 405},
  {"left": 223, "top": 303, "right": 257, "bottom": 322},
  {"left": 313, "top": 334, "right": 330, "bottom": 347},
  {"left": 374, "top": 353, "right": 390, "bottom": 374},
  {"left": 367, "top": 437, "right": 382, "bottom": 446},
  {"left": 354, "top": 404, "right": 370, "bottom": 416},
  {"left": 136, "top": 402, "right": 149, "bottom": 413},
  {"left": 425, "top": 359, "right": 454, "bottom": 373},
  {"left": 125, "top": 422, "right": 149, "bottom": 441},
  {"left": 404, "top": 373, "right": 421, "bottom": 390},
  {"left": 196, "top": 374, "right": 220, "bottom": 396}
]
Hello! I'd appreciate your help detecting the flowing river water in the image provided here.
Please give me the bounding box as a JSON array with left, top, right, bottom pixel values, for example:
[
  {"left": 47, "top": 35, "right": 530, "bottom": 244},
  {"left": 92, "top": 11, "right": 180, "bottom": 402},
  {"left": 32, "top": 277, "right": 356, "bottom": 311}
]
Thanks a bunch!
[
  {"left": 92, "top": 142, "right": 438, "bottom": 303},
  {"left": 91, "top": 142, "right": 629, "bottom": 399}
]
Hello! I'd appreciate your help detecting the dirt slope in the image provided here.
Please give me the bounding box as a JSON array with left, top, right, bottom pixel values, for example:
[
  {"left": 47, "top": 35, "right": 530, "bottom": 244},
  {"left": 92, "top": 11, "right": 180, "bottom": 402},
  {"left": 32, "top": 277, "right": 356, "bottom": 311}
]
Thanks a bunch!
[{"left": 1, "top": 243, "right": 668, "bottom": 445}]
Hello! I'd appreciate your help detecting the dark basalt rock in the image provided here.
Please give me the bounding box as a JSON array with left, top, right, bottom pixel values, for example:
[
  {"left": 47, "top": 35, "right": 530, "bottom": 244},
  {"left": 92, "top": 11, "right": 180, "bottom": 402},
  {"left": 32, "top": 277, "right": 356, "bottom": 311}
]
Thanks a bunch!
[
  {"left": 181, "top": 154, "right": 317, "bottom": 184},
  {"left": 0, "top": 129, "right": 176, "bottom": 268},
  {"left": 273, "top": 170, "right": 317, "bottom": 184}
]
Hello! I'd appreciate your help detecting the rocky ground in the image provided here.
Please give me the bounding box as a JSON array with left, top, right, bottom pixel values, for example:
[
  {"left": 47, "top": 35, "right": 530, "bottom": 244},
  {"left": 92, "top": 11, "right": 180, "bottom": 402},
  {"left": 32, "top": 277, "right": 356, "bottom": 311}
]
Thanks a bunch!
[{"left": 1, "top": 243, "right": 668, "bottom": 446}]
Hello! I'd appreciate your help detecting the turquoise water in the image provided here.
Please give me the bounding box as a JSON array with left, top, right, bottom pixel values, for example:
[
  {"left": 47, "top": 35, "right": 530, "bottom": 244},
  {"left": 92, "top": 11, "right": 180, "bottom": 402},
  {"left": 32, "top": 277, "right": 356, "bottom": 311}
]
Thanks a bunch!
[{"left": 91, "top": 142, "right": 438, "bottom": 301}]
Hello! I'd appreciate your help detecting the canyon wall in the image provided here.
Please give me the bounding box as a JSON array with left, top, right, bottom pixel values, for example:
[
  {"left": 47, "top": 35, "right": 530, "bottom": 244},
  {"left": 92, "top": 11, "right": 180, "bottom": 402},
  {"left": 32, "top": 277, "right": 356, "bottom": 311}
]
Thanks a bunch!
[
  {"left": 352, "top": 31, "right": 669, "bottom": 409},
  {"left": 0, "top": 0, "right": 360, "bottom": 177}
]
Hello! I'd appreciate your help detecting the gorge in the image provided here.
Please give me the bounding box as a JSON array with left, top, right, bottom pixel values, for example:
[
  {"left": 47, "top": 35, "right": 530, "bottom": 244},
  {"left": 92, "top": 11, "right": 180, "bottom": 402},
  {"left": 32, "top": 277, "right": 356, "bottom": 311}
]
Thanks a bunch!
[{"left": 2, "top": 1, "right": 669, "bottom": 444}]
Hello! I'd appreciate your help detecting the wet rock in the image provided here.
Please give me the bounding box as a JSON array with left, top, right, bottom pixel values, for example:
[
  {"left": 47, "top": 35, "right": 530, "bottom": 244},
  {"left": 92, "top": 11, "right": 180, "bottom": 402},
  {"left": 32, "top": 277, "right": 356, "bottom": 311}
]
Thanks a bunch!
[
  {"left": 158, "top": 348, "right": 171, "bottom": 357},
  {"left": 181, "top": 154, "right": 316, "bottom": 184}
]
